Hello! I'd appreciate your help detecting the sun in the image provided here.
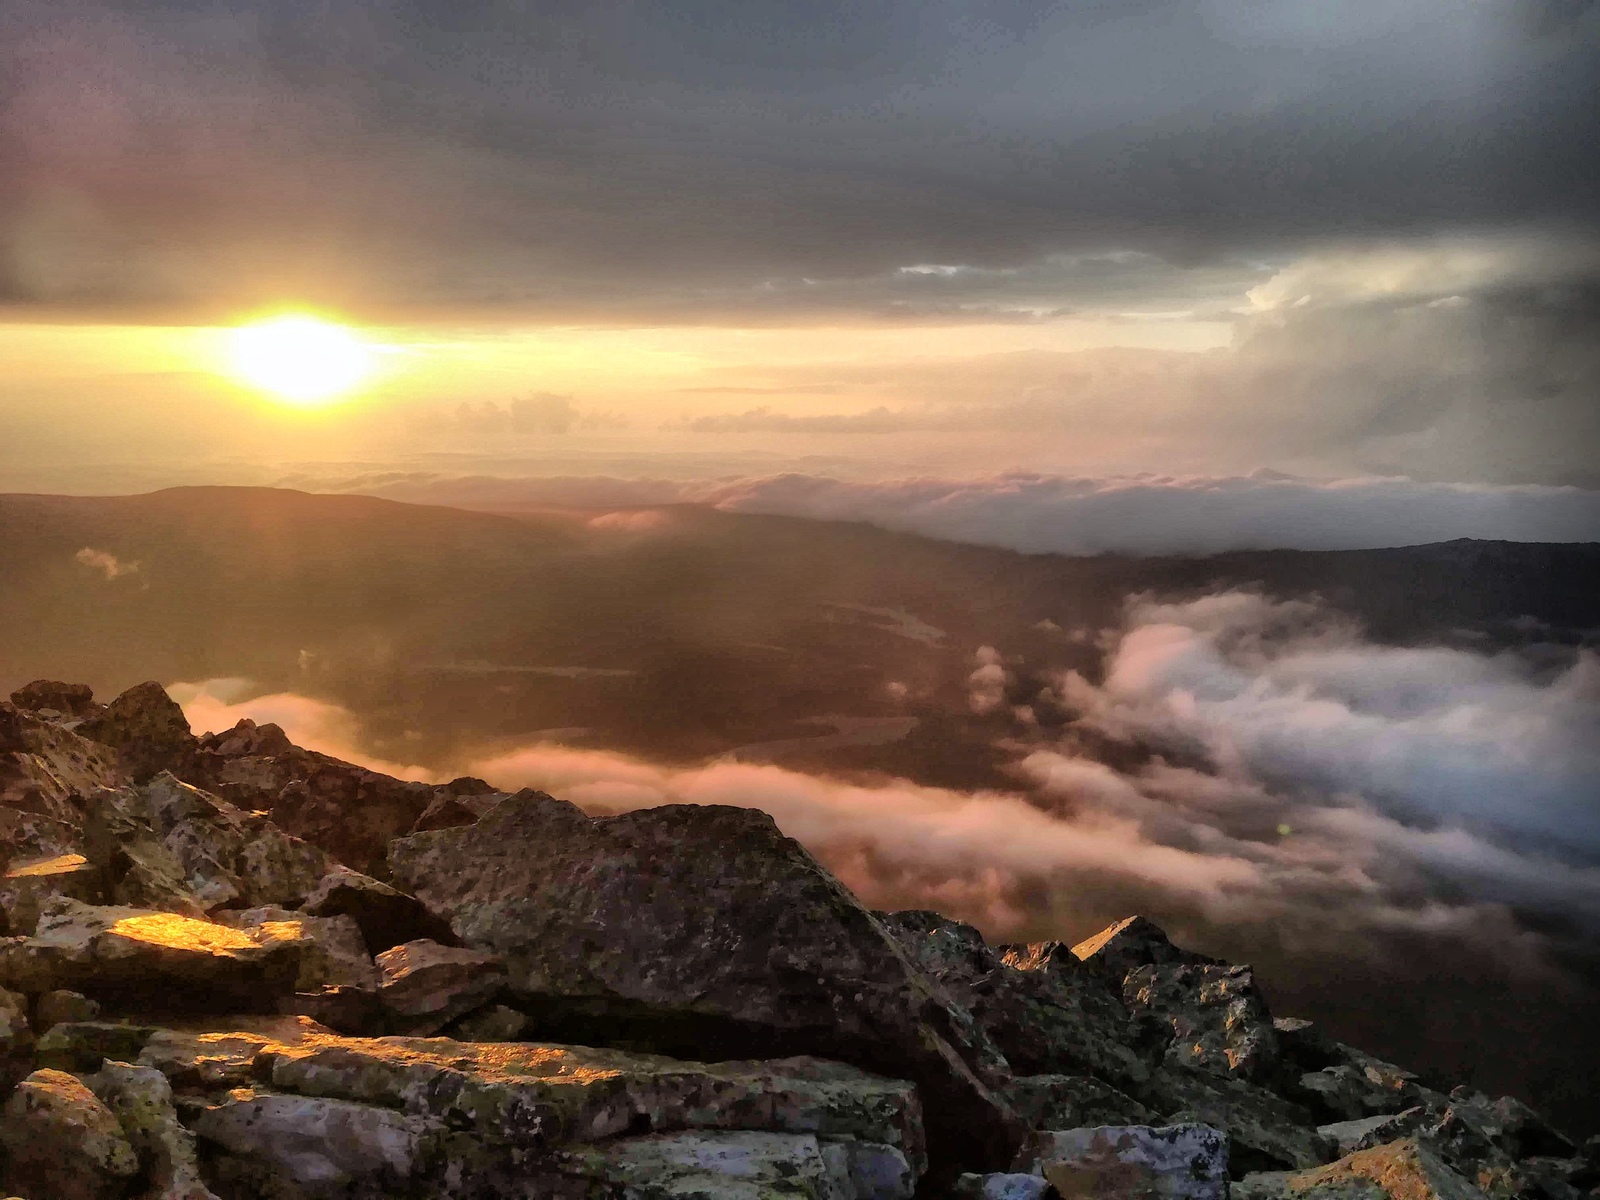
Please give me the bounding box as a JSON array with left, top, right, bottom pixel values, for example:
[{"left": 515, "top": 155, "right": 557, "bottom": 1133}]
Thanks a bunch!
[{"left": 229, "top": 316, "right": 375, "bottom": 404}]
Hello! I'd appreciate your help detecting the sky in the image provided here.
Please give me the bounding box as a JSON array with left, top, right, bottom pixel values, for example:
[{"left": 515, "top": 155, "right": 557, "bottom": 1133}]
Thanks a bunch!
[{"left": 2, "top": 0, "right": 1598, "bottom": 511}]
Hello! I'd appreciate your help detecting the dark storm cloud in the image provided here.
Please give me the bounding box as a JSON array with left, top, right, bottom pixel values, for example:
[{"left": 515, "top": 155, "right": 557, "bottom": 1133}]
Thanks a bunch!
[{"left": 2, "top": 0, "right": 1598, "bottom": 317}]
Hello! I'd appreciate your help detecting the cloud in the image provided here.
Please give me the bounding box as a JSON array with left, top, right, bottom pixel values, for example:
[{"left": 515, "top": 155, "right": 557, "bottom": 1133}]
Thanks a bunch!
[
  {"left": 169, "top": 679, "right": 437, "bottom": 782},
  {"left": 74, "top": 547, "right": 138, "bottom": 579},
  {"left": 453, "top": 394, "right": 580, "bottom": 436},
  {"left": 699, "top": 472, "right": 1600, "bottom": 554}
]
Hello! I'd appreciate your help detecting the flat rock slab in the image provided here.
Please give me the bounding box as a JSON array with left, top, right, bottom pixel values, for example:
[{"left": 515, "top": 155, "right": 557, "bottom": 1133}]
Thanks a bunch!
[
  {"left": 375, "top": 938, "right": 505, "bottom": 1033},
  {"left": 1019, "top": 1124, "right": 1229, "bottom": 1200}
]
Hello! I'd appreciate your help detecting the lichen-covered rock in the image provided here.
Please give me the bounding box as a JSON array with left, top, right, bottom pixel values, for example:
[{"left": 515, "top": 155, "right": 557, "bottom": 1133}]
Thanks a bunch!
[
  {"left": 0, "top": 700, "right": 123, "bottom": 836},
  {"left": 1140, "top": 1065, "right": 1331, "bottom": 1173},
  {"left": 0, "top": 984, "right": 31, "bottom": 1080},
  {"left": 1319, "top": 1110, "right": 1428, "bottom": 1157},
  {"left": 954, "top": 1173, "right": 1056, "bottom": 1199},
  {"left": 79, "top": 683, "right": 199, "bottom": 783},
  {"left": 1, "top": 850, "right": 102, "bottom": 934},
  {"left": 375, "top": 938, "right": 506, "bottom": 1034},
  {"left": 220, "top": 905, "right": 376, "bottom": 992},
  {"left": 1294, "top": 1045, "right": 1446, "bottom": 1124},
  {"left": 1015, "top": 1124, "right": 1230, "bottom": 1200},
  {"left": 553, "top": 1129, "right": 916, "bottom": 1199},
  {"left": 0, "top": 897, "right": 303, "bottom": 1010},
  {"left": 1005, "top": 1075, "right": 1152, "bottom": 1133},
  {"left": 88, "top": 1059, "right": 219, "bottom": 1200},
  {"left": 1235, "top": 1137, "right": 1489, "bottom": 1200},
  {"left": 388, "top": 793, "right": 1021, "bottom": 1175},
  {"left": 190, "top": 1088, "right": 424, "bottom": 1197},
  {"left": 879, "top": 910, "right": 1150, "bottom": 1089},
  {"left": 1071, "top": 918, "right": 1217, "bottom": 985},
  {"left": 0, "top": 1068, "right": 141, "bottom": 1200},
  {"left": 86, "top": 774, "right": 332, "bottom": 915},
  {"left": 299, "top": 864, "right": 457, "bottom": 953},
  {"left": 37, "top": 1020, "right": 161, "bottom": 1073},
  {"left": 1123, "top": 962, "right": 1279, "bottom": 1084}
]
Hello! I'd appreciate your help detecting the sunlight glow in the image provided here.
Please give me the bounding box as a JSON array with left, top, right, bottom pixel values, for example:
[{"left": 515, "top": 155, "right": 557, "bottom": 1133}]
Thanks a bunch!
[{"left": 229, "top": 316, "right": 375, "bottom": 404}]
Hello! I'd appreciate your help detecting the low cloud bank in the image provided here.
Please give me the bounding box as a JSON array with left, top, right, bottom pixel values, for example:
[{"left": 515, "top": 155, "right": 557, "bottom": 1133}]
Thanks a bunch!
[
  {"left": 337, "top": 470, "right": 1600, "bottom": 555},
  {"left": 698, "top": 472, "right": 1600, "bottom": 555},
  {"left": 169, "top": 590, "right": 1600, "bottom": 963},
  {"left": 74, "top": 547, "right": 139, "bottom": 579}
]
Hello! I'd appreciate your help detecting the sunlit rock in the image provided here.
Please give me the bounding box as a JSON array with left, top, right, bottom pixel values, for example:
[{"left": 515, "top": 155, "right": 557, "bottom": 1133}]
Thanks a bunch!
[
  {"left": 220, "top": 905, "right": 376, "bottom": 992},
  {"left": 1122, "top": 961, "right": 1280, "bottom": 1083},
  {"left": 0, "top": 1067, "right": 140, "bottom": 1200},
  {"left": 0, "top": 850, "right": 101, "bottom": 934},
  {"left": 1234, "top": 1137, "right": 1489, "bottom": 1200}
]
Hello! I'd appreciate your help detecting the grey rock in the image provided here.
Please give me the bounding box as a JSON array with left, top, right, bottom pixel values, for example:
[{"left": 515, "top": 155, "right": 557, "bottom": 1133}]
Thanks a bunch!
[
  {"left": 79, "top": 683, "right": 198, "bottom": 784},
  {"left": 220, "top": 905, "right": 376, "bottom": 992},
  {"left": 1319, "top": 1109, "right": 1428, "bottom": 1157},
  {"left": 1123, "top": 961, "right": 1279, "bottom": 1084},
  {"left": 374, "top": 938, "right": 506, "bottom": 1034},
  {"left": 1140, "top": 1064, "right": 1331, "bottom": 1172},
  {"left": 299, "top": 864, "right": 456, "bottom": 953},
  {"left": 0, "top": 851, "right": 102, "bottom": 935},
  {"left": 0, "top": 1067, "right": 141, "bottom": 1200},
  {"left": 954, "top": 1173, "right": 1057, "bottom": 1199},
  {"left": 388, "top": 792, "right": 1021, "bottom": 1174},
  {"left": 87, "top": 1059, "right": 219, "bottom": 1200},
  {"left": 1016, "top": 1124, "right": 1230, "bottom": 1200},
  {"left": 1005, "top": 1075, "right": 1152, "bottom": 1132}
]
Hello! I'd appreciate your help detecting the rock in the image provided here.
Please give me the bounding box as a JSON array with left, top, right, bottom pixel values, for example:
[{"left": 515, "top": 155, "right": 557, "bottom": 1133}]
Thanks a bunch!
[
  {"left": 1440, "top": 1089, "right": 1576, "bottom": 1161},
  {"left": 80, "top": 683, "right": 199, "bottom": 783},
  {"left": 955, "top": 1173, "right": 1057, "bottom": 1199},
  {"left": 1235, "top": 1137, "right": 1489, "bottom": 1200},
  {"left": 0, "top": 985, "right": 31, "bottom": 1080},
  {"left": 1015, "top": 1124, "right": 1230, "bottom": 1200},
  {"left": 374, "top": 938, "right": 506, "bottom": 1034},
  {"left": 34, "top": 987, "right": 101, "bottom": 1031},
  {"left": 36, "top": 1021, "right": 160, "bottom": 1073},
  {"left": 1295, "top": 1046, "right": 1445, "bottom": 1124},
  {"left": 1005, "top": 1075, "right": 1152, "bottom": 1132},
  {"left": 299, "top": 864, "right": 456, "bottom": 953},
  {"left": 88, "top": 1060, "right": 219, "bottom": 1200},
  {"left": 879, "top": 910, "right": 1150, "bottom": 1088},
  {"left": 0, "top": 897, "right": 303, "bottom": 1010},
  {"left": 1140, "top": 1065, "right": 1331, "bottom": 1173},
  {"left": 1319, "top": 1109, "right": 1428, "bottom": 1157},
  {"left": 219, "top": 905, "right": 376, "bottom": 992},
  {"left": 1122, "top": 962, "right": 1279, "bottom": 1083},
  {"left": 388, "top": 792, "right": 1021, "bottom": 1175},
  {"left": 408, "top": 791, "right": 485, "bottom": 833},
  {"left": 1273, "top": 1017, "right": 1344, "bottom": 1073},
  {"left": 1, "top": 851, "right": 102, "bottom": 934},
  {"left": 11, "top": 680, "right": 101, "bottom": 718},
  {"left": 282, "top": 984, "right": 387, "bottom": 1034},
  {"left": 190, "top": 1088, "right": 423, "bottom": 1197},
  {"left": 450, "top": 1003, "right": 530, "bottom": 1042},
  {"left": 196, "top": 718, "right": 292, "bottom": 759},
  {"left": 86, "top": 773, "right": 332, "bottom": 915},
  {"left": 0, "top": 1068, "right": 141, "bottom": 1200},
  {"left": 553, "top": 1129, "right": 916, "bottom": 1198},
  {"left": 0, "top": 701, "right": 124, "bottom": 832},
  {"left": 1071, "top": 918, "right": 1218, "bottom": 984}
]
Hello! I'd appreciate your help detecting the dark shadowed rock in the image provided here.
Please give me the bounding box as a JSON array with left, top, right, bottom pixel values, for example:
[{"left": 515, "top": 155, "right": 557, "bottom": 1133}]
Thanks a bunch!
[
  {"left": 1, "top": 701, "right": 124, "bottom": 844},
  {"left": 80, "top": 683, "right": 199, "bottom": 783},
  {"left": 1071, "top": 917, "right": 1219, "bottom": 985},
  {"left": 388, "top": 792, "right": 1023, "bottom": 1176},
  {"left": 10, "top": 680, "right": 101, "bottom": 719},
  {"left": 197, "top": 718, "right": 294, "bottom": 759},
  {"left": 374, "top": 938, "right": 506, "bottom": 1034},
  {"left": 1004, "top": 1074, "right": 1153, "bottom": 1132},
  {"left": 34, "top": 987, "right": 102, "bottom": 1033},
  {"left": 1015, "top": 1124, "right": 1230, "bottom": 1200},
  {"left": 1140, "top": 1065, "right": 1331, "bottom": 1173},
  {"left": 880, "top": 909, "right": 1152, "bottom": 1088},
  {"left": 300, "top": 864, "right": 457, "bottom": 952}
]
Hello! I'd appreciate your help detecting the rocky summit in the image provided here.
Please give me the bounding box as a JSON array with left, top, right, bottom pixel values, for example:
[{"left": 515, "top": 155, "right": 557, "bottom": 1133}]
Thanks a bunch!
[{"left": 0, "top": 681, "right": 1595, "bottom": 1200}]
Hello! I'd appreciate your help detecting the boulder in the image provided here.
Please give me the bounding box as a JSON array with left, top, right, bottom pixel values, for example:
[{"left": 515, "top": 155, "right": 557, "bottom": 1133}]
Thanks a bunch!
[
  {"left": 0, "top": 985, "right": 31, "bottom": 1076},
  {"left": 388, "top": 792, "right": 1022, "bottom": 1175},
  {"left": 1234, "top": 1137, "right": 1489, "bottom": 1200},
  {"left": 10, "top": 680, "right": 101, "bottom": 719},
  {"left": 80, "top": 683, "right": 199, "bottom": 783},
  {"left": 552, "top": 1129, "right": 916, "bottom": 1199},
  {"left": 1319, "top": 1110, "right": 1428, "bottom": 1157},
  {"left": 1071, "top": 918, "right": 1218, "bottom": 984},
  {"left": 34, "top": 987, "right": 102, "bottom": 1032},
  {"left": 880, "top": 910, "right": 1151, "bottom": 1088},
  {"left": 954, "top": 1174, "right": 1057, "bottom": 1199},
  {"left": 37, "top": 1021, "right": 161, "bottom": 1073},
  {"left": 1005, "top": 1075, "right": 1152, "bottom": 1133},
  {"left": 1140, "top": 1065, "right": 1331, "bottom": 1173},
  {"left": 0, "top": 701, "right": 124, "bottom": 831},
  {"left": 1015, "top": 1124, "right": 1230, "bottom": 1200},
  {"left": 88, "top": 1060, "right": 219, "bottom": 1200},
  {"left": 374, "top": 938, "right": 506, "bottom": 1034},
  {"left": 1122, "top": 962, "right": 1279, "bottom": 1083},
  {"left": 299, "top": 865, "right": 456, "bottom": 952},
  {"left": 1294, "top": 1046, "right": 1446, "bottom": 1124},
  {"left": 0, "top": 851, "right": 102, "bottom": 934},
  {"left": 0, "top": 1068, "right": 141, "bottom": 1200},
  {"left": 86, "top": 773, "right": 332, "bottom": 915},
  {"left": 196, "top": 718, "right": 293, "bottom": 759},
  {"left": 0, "top": 897, "right": 303, "bottom": 1010},
  {"left": 219, "top": 905, "right": 376, "bottom": 992}
]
